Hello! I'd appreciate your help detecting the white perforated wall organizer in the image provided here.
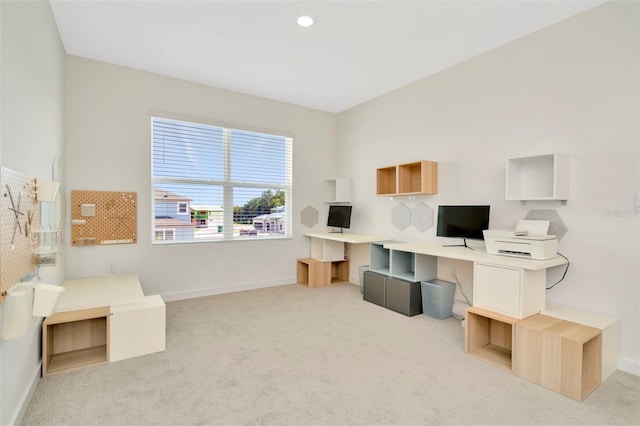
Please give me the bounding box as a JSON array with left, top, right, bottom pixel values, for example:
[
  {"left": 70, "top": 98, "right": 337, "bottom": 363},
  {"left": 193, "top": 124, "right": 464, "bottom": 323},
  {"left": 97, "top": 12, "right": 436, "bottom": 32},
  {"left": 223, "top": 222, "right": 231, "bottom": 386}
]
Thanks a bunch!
[{"left": 1, "top": 167, "right": 40, "bottom": 299}]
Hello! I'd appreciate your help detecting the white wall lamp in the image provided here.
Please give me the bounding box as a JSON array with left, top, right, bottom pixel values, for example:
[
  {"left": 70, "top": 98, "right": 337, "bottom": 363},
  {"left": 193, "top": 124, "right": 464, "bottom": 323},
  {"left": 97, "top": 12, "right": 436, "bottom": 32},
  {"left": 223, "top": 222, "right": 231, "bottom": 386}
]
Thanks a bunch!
[{"left": 296, "top": 15, "right": 315, "bottom": 27}]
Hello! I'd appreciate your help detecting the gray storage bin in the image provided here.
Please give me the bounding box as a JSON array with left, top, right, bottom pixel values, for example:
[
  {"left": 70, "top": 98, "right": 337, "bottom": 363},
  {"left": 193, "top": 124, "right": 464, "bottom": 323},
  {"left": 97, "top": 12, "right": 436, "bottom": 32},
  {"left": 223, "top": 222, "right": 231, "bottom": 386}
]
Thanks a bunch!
[{"left": 421, "top": 279, "right": 455, "bottom": 319}]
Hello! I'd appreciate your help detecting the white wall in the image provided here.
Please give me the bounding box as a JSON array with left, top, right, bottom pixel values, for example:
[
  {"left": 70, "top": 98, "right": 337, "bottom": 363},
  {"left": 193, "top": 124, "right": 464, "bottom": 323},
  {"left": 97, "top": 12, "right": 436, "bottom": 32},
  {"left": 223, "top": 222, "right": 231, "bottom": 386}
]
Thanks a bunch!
[
  {"left": 337, "top": 1, "right": 639, "bottom": 374},
  {"left": 64, "top": 56, "right": 338, "bottom": 299},
  {"left": 0, "top": 0, "right": 65, "bottom": 424}
]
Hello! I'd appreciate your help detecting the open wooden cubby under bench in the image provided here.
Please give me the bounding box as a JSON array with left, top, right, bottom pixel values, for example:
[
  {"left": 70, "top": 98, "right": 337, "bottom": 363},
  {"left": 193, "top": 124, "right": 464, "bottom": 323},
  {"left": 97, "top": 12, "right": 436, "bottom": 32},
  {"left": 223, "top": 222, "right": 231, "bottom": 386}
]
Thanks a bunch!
[
  {"left": 465, "top": 306, "right": 518, "bottom": 371},
  {"left": 43, "top": 306, "right": 111, "bottom": 376},
  {"left": 296, "top": 258, "right": 349, "bottom": 288},
  {"left": 513, "top": 314, "right": 602, "bottom": 402}
]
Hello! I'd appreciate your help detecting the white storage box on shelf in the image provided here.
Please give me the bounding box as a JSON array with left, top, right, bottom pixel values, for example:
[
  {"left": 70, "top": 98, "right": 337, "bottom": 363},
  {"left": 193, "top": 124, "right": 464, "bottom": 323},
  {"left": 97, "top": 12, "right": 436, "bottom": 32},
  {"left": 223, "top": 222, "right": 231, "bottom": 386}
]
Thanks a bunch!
[{"left": 483, "top": 230, "right": 558, "bottom": 261}]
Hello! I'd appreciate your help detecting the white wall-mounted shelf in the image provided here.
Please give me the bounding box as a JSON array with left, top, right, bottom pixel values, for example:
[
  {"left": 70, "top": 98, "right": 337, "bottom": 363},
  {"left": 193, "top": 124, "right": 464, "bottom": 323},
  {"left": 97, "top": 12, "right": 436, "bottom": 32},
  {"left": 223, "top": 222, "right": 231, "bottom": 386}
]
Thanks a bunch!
[
  {"left": 505, "top": 153, "right": 569, "bottom": 202},
  {"left": 323, "top": 178, "right": 350, "bottom": 203}
]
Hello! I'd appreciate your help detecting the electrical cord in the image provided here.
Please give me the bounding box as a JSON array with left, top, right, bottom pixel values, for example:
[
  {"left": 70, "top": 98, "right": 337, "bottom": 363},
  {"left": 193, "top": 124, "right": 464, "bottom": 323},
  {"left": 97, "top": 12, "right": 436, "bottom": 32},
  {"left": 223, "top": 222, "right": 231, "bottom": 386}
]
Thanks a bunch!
[
  {"left": 454, "top": 273, "right": 472, "bottom": 306},
  {"left": 444, "top": 272, "right": 471, "bottom": 321},
  {"left": 546, "top": 252, "right": 569, "bottom": 290}
]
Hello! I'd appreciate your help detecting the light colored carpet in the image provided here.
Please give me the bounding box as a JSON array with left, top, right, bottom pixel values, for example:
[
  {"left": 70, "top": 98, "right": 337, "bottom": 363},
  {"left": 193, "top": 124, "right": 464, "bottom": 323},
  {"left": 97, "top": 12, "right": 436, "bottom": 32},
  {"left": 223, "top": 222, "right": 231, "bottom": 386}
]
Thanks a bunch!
[{"left": 22, "top": 283, "right": 639, "bottom": 425}]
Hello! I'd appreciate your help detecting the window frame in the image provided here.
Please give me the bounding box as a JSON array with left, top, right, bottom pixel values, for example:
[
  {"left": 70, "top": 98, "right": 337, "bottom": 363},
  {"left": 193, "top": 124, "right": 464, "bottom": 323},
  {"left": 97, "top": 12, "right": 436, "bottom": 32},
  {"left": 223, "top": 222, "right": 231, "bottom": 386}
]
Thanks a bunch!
[{"left": 151, "top": 116, "right": 293, "bottom": 245}]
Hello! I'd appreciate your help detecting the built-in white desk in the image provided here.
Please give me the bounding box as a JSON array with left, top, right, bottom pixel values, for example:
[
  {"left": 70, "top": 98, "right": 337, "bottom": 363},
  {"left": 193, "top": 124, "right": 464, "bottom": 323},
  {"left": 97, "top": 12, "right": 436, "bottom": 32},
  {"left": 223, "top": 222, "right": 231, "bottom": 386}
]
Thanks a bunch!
[
  {"left": 379, "top": 241, "right": 568, "bottom": 319},
  {"left": 304, "top": 232, "right": 389, "bottom": 261},
  {"left": 42, "top": 274, "right": 165, "bottom": 376},
  {"left": 383, "top": 242, "right": 567, "bottom": 270},
  {"left": 304, "top": 231, "right": 389, "bottom": 245}
]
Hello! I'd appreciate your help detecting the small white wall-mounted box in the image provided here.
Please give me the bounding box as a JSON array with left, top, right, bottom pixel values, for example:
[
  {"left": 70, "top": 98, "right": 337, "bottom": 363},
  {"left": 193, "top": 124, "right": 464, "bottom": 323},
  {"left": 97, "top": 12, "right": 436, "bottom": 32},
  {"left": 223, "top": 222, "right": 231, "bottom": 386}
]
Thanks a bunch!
[
  {"left": 505, "top": 153, "right": 569, "bottom": 201},
  {"left": 323, "top": 178, "right": 350, "bottom": 203}
]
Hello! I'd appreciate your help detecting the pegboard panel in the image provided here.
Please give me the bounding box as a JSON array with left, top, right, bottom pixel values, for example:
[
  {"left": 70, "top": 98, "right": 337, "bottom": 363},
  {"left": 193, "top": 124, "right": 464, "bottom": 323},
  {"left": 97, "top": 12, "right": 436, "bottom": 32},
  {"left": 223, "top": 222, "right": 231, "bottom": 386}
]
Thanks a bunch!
[
  {"left": 1, "top": 167, "right": 39, "bottom": 298},
  {"left": 71, "top": 190, "right": 137, "bottom": 246}
]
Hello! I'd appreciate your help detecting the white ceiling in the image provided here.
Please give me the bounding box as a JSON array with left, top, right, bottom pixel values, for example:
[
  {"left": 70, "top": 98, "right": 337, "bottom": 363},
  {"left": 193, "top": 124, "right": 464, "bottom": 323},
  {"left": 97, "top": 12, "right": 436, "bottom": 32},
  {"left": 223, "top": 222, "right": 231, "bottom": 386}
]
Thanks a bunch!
[{"left": 50, "top": 0, "right": 606, "bottom": 113}]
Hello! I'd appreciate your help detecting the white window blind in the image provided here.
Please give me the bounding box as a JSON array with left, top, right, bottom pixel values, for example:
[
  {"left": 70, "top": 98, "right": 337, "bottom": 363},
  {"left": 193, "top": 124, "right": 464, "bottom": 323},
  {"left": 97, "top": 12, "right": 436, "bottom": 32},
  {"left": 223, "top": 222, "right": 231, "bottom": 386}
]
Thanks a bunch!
[{"left": 151, "top": 116, "right": 292, "bottom": 243}]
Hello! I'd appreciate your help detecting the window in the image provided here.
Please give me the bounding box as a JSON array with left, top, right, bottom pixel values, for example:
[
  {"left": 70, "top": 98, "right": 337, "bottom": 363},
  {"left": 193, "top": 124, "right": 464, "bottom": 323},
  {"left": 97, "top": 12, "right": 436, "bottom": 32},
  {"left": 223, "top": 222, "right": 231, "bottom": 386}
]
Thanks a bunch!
[
  {"left": 177, "top": 202, "right": 188, "bottom": 214},
  {"left": 155, "top": 229, "right": 175, "bottom": 241},
  {"left": 152, "top": 116, "right": 292, "bottom": 243}
]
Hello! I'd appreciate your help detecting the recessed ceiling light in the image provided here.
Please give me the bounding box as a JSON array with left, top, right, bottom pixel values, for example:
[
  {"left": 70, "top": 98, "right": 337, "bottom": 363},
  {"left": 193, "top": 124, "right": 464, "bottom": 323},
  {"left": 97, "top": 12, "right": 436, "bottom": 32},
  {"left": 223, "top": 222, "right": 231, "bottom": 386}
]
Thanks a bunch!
[{"left": 296, "top": 15, "right": 314, "bottom": 27}]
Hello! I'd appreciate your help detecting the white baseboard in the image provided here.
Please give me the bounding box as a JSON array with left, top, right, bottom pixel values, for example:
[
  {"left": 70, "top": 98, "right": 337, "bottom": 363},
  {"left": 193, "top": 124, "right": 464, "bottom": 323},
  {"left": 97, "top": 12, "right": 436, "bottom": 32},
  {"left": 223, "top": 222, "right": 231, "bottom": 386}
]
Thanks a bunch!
[
  {"left": 618, "top": 356, "right": 640, "bottom": 377},
  {"left": 9, "top": 361, "right": 41, "bottom": 426},
  {"left": 160, "top": 277, "right": 296, "bottom": 302}
]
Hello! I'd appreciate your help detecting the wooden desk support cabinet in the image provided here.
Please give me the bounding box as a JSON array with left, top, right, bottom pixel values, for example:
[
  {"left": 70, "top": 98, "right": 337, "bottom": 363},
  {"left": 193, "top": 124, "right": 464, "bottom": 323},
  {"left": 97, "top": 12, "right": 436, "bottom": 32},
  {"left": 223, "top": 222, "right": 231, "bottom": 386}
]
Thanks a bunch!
[
  {"left": 465, "top": 306, "right": 518, "bottom": 371},
  {"left": 42, "top": 275, "right": 165, "bottom": 377},
  {"left": 302, "top": 232, "right": 387, "bottom": 286},
  {"left": 514, "top": 314, "right": 602, "bottom": 402},
  {"left": 297, "top": 258, "right": 349, "bottom": 287}
]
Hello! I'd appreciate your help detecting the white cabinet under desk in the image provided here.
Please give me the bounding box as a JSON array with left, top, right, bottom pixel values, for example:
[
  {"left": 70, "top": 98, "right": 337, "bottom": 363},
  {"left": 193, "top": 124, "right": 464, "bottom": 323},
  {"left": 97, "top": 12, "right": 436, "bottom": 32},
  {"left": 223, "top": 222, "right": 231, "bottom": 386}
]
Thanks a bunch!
[
  {"left": 473, "top": 263, "right": 545, "bottom": 319},
  {"left": 382, "top": 242, "right": 567, "bottom": 319}
]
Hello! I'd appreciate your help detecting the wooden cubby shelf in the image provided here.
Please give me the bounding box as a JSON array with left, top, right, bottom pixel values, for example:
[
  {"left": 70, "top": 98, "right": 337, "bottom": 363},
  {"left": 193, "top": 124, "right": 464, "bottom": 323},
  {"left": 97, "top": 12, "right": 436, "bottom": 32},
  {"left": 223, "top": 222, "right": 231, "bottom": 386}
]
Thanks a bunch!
[
  {"left": 43, "top": 306, "right": 110, "bottom": 377},
  {"left": 465, "top": 306, "right": 518, "bottom": 371},
  {"left": 297, "top": 258, "right": 349, "bottom": 288},
  {"left": 376, "top": 160, "right": 437, "bottom": 196},
  {"left": 513, "top": 314, "right": 602, "bottom": 401}
]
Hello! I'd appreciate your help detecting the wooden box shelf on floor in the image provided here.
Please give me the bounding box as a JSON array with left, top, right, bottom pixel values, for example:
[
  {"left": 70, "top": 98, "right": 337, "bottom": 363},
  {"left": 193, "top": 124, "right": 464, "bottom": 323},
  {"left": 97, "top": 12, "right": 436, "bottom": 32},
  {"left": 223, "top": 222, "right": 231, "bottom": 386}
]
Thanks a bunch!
[
  {"left": 465, "top": 306, "right": 518, "bottom": 371},
  {"left": 297, "top": 258, "right": 349, "bottom": 288},
  {"left": 513, "top": 314, "right": 602, "bottom": 402}
]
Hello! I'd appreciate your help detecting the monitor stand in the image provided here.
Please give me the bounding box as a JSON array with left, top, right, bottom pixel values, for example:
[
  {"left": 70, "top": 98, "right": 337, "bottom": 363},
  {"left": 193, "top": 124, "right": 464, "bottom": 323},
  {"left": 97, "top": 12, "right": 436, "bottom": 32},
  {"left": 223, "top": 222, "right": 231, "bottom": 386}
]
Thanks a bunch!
[
  {"left": 443, "top": 238, "right": 474, "bottom": 250},
  {"left": 328, "top": 227, "right": 344, "bottom": 234}
]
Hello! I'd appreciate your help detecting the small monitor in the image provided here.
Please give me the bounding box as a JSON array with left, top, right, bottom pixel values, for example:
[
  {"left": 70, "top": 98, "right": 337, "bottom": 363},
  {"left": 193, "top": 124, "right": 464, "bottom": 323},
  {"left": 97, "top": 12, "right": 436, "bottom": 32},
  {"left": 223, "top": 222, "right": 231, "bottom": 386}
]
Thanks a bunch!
[
  {"left": 436, "top": 205, "right": 490, "bottom": 249},
  {"left": 327, "top": 205, "right": 352, "bottom": 232}
]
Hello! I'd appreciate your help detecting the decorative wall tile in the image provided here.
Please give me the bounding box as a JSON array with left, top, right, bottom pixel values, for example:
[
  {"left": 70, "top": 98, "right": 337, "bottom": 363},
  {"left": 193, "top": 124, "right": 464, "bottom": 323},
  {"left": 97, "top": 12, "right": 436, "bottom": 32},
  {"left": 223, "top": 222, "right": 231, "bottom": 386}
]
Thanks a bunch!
[
  {"left": 411, "top": 203, "right": 434, "bottom": 233},
  {"left": 524, "top": 209, "right": 568, "bottom": 241},
  {"left": 391, "top": 203, "right": 411, "bottom": 230},
  {"left": 300, "top": 205, "right": 319, "bottom": 228}
]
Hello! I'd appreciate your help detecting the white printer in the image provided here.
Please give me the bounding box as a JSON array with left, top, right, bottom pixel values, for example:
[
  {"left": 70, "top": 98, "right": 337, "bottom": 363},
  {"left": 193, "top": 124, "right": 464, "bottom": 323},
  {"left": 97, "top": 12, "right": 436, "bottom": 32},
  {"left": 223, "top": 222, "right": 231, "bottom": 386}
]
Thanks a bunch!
[{"left": 483, "top": 229, "right": 558, "bottom": 260}]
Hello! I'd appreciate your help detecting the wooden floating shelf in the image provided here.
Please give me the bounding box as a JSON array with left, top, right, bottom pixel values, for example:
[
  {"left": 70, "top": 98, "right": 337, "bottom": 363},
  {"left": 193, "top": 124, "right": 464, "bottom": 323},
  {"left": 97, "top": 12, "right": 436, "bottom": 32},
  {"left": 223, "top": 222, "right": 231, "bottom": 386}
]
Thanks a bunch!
[{"left": 376, "top": 160, "right": 438, "bottom": 196}]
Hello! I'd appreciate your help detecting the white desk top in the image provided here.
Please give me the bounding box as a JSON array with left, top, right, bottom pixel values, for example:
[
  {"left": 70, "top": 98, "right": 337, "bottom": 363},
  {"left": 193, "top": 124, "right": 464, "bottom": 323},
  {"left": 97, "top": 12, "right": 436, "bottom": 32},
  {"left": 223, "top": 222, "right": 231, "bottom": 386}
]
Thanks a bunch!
[
  {"left": 55, "top": 274, "right": 144, "bottom": 313},
  {"left": 304, "top": 231, "right": 389, "bottom": 244},
  {"left": 383, "top": 241, "right": 567, "bottom": 271}
]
